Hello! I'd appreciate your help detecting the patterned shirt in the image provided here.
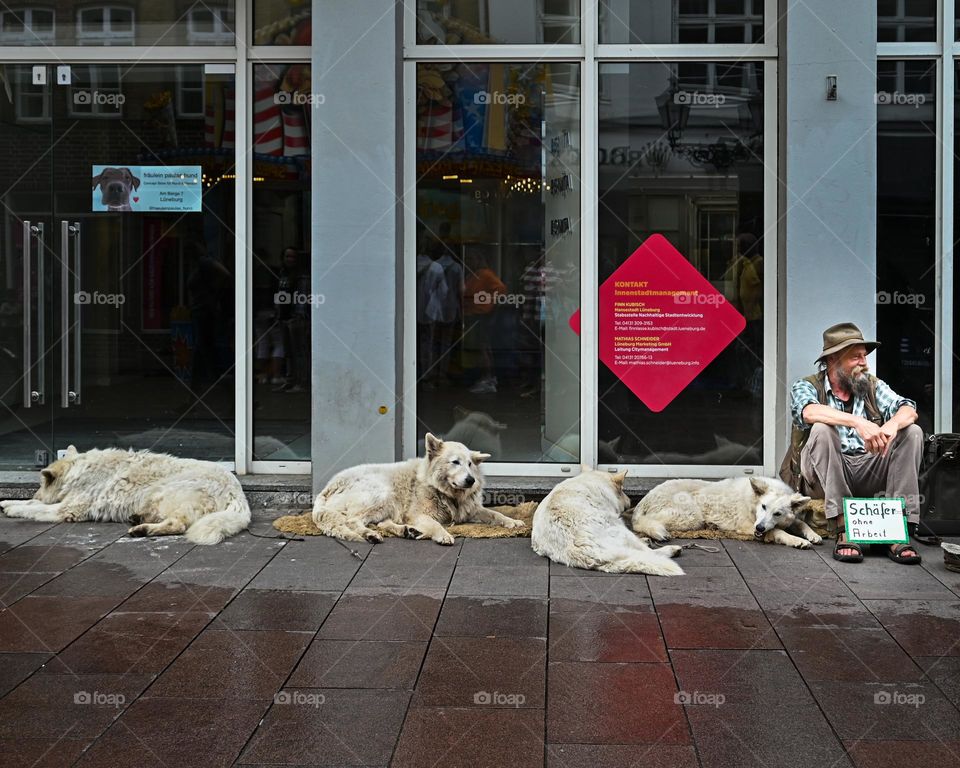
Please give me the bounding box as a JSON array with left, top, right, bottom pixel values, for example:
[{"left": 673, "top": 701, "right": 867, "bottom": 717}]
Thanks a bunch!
[{"left": 790, "top": 374, "right": 917, "bottom": 454}]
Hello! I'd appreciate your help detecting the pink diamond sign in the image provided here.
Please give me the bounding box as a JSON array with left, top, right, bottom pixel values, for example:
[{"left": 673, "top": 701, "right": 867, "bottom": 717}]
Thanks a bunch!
[{"left": 570, "top": 234, "right": 746, "bottom": 412}]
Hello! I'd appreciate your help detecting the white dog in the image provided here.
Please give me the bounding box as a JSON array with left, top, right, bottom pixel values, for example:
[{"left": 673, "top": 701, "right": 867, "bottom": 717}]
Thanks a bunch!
[
  {"left": 0, "top": 446, "right": 250, "bottom": 545},
  {"left": 631, "top": 477, "right": 818, "bottom": 549},
  {"left": 312, "top": 433, "right": 524, "bottom": 545},
  {"left": 531, "top": 469, "right": 684, "bottom": 575}
]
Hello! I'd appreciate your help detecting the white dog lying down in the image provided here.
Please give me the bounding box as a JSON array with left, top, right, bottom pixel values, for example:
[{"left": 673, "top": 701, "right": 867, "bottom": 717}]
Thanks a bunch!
[
  {"left": 531, "top": 469, "right": 684, "bottom": 576},
  {"left": 312, "top": 433, "right": 524, "bottom": 545},
  {"left": 0, "top": 446, "right": 250, "bottom": 545},
  {"left": 632, "top": 477, "right": 818, "bottom": 549}
]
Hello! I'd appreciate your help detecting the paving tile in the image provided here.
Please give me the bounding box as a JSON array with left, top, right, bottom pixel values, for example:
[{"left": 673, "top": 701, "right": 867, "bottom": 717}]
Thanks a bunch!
[
  {"left": 547, "top": 661, "right": 689, "bottom": 744},
  {"left": 144, "top": 629, "right": 311, "bottom": 700},
  {"left": 662, "top": 539, "right": 734, "bottom": 567},
  {"left": 845, "top": 741, "right": 960, "bottom": 768},
  {"left": 214, "top": 589, "right": 337, "bottom": 631},
  {"left": 655, "top": 601, "right": 782, "bottom": 650},
  {"left": 0, "top": 521, "right": 57, "bottom": 554},
  {"left": 0, "top": 652, "right": 51, "bottom": 696},
  {"left": 864, "top": 599, "right": 960, "bottom": 657},
  {"left": 671, "top": 649, "right": 816, "bottom": 706},
  {"left": 119, "top": 580, "right": 236, "bottom": 613},
  {"left": 647, "top": 566, "right": 753, "bottom": 603},
  {"left": 0, "top": 572, "right": 57, "bottom": 606},
  {"left": 549, "top": 599, "right": 666, "bottom": 662},
  {"left": 154, "top": 536, "right": 283, "bottom": 590},
  {"left": 247, "top": 538, "right": 365, "bottom": 591},
  {"left": 0, "top": 596, "right": 120, "bottom": 653},
  {"left": 448, "top": 565, "right": 549, "bottom": 597},
  {"left": 758, "top": 596, "right": 880, "bottom": 630},
  {"left": 0, "top": 737, "right": 91, "bottom": 768},
  {"left": 546, "top": 744, "right": 699, "bottom": 768},
  {"left": 685, "top": 702, "right": 851, "bottom": 768},
  {"left": 815, "top": 547, "right": 956, "bottom": 599},
  {"left": 809, "top": 680, "right": 960, "bottom": 741},
  {"left": 392, "top": 707, "right": 543, "bottom": 768},
  {"left": 0, "top": 545, "right": 89, "bottom": 573},
  {"left": 777, "top": 625, "right": 924, "bottom": 682},
  {"left": 289, "top": 639, "right": 426, "bottom": 689},
  {"left": 724, "top": 538, "right": 833, "bottom": 572},
  {"left": 75, "top": 697, "right": 269, "bottom": 768},
  {"left": 239, "top": 689, "right": 408, "bottom": 766},
  {"left": 915, "top": 656, "right": 960, "bottom": 708},
  {"left": 435, "top": 596, "right": 548, "bottom": 638},
  {"left": 348, "top": 541, "right": 460, "bottom": 590},
  {"left": 413, "top": 636, "right": 545, "bottom": 708},
  {"left": 0, "top": 672, "right": 152, "bottom": 740},
  {"left": 550, "top": 575, "right": 652, "bottom": 604},
  {"left": 42, "top": 609, "right": 214, "bottom": 674},
  {"left": 458, "top": 538, "right": 545, "bottom": 566},
  {"left": 32, "top": 561, "right": 151, "bottom": 598},
  {"left": 317, "top": 588, "right": 444, "bottom": 641}
]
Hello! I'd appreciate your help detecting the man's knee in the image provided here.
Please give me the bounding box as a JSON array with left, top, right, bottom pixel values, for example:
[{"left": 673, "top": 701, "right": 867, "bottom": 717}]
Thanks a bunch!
[
  {"left": 807, "top": 422, "right": 840, "bottom": 447},
  {"left": 900, "top": 423, "right": 923, "bottom": 444}
]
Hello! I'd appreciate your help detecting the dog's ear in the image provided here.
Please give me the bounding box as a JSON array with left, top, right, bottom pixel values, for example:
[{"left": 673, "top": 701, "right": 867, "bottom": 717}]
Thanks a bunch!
[
  {"left": 424, "top": 432, "right": 443, "bottom": 459},
  {"left": 453, "top": 405, "right": 469, "bottom": 420},
  {"left": 471, "top": 451, "right": 491, "bottom": 464},
  {"left": 610, "top": 470, "right": 628, "bottom": 487},
  {"left": 66, "top": 444, "right": 78, "bottom": 457},
  {"left": 130, "top": 173, "right": 141, "bottom": 190},
  {"left": 749, "top": 478, "right": 768, "bottom": 496},
  {"left": 607, "top": 436, "right": 622, "bottom": 451},
  {"left": 580, "top": 463, "right": 593, "bottom": 474},
  {"left": 790, "top": 493, "right": 811, "bottom": 510},
  {"left": 40, "top": 466, "right": 58, "bottom": 487},
  {"left": 91, "top": 172, "right": 104, "bottom": 190}
]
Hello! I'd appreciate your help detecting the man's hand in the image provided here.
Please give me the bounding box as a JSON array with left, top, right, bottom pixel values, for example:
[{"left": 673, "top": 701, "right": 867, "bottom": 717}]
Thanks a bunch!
[
  {"left": 878, "top": 421, "right": 900, "bottom": 456},
  {"left": 855, "top": 418, "right": 890, "bottom": 455}
]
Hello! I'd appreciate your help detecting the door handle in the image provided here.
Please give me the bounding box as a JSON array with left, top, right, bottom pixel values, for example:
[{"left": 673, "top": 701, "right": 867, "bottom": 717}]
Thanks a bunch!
[
  {"left": 22, "top": 221, "right": 44, "bottom": 408},
  {"left": 61, "top": 221, "right": 81, "bottom": 407}
]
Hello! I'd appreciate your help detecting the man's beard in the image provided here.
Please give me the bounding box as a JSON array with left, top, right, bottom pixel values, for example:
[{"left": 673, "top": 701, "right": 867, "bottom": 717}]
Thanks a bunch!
[{"left": 837, "top": 365, "right": 871, "bottom": 398}]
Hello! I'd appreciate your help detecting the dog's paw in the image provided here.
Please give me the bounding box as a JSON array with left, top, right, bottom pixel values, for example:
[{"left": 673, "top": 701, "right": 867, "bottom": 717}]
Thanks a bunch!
[
  {"left": 127, "top": 524, "right": 149, "bottom": 538},
  {"left": 657, "top": 545, "right": 683, "bottom": 558},
  {"left": 364, "top": 530, "right": 384, "bottom": 543},
  {"left": 403, "top": 526, "right": 421, "bottom": 539},
  {"left": 792, "top": 539, "right": 812, "bottom": 549},
  {"left": 806, "top": 533, "right": 823, "bottom": 545},
  {"left": 501, "top": 518, "right": 525, "bottom": 529},
  {"left": 433, "top": 531, "right": 455, "bottom": 546}
]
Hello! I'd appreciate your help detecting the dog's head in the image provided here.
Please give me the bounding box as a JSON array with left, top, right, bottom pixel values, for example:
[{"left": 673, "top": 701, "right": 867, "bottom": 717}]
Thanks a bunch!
[
  {"left": 424, "top": 432, "right": 488, "bottom": 496},
  {"left": 33, "top": 445, "right": 80, "bottom": 503},
  {"left": 580, "top": 466, "right": 630, "bottom": 512},
  {"left": 92, "top": 167, "right": 141, "bottom": 208},
  {"left": 750, "top": 478, "right": 809, "bottom": 538}
]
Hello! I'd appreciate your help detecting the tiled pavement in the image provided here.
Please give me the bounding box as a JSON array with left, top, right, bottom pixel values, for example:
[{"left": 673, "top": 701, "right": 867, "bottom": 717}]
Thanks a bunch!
[{"left": 1, "top": 517, "right": 960, "bottom": 768}]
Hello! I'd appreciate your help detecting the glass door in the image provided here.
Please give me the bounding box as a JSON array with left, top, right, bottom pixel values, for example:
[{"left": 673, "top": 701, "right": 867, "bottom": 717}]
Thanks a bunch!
[{"left": 0, "top": 63, "right": 237, "bottom": 470}]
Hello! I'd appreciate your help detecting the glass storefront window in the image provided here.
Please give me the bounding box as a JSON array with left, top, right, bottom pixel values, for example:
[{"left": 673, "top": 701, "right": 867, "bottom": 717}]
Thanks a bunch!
[
  {"left": 416, "top": 1, "right": 580, "bottom": 45},
  {"left": 878, "top": 0, "right": 936, "bottom": 42},
  {"left": 250, "top": 63, "right": 312, "bottom": 461},
  {"left": 597, "top": 61, "right": 764, "bottom": 465},
  {"left": 415, "top": 61, "right": 581, "bottom": 462},
  {"left": 877, "top": 60, "right": 935, "bottom": 434},
  {"left": 600, "top": 0, "right": 764, "bottom": 45},
  {"left": 253, "top": 0, "right": 311, "bottom": 45}
]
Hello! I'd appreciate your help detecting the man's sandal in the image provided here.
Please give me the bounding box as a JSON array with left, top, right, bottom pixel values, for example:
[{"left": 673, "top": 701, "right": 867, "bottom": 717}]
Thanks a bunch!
[
  {"left": 887, "top": 543, "right": 922, "bottom": 565},
  {"left": 833, "top": 535, "right": 864, "bottom": 563}
]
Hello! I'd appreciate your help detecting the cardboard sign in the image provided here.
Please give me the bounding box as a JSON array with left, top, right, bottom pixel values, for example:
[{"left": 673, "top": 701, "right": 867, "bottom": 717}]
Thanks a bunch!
[
  {"left": 91, "top": 165, "right": 202, "bottom": 213},
  {"left": 569, "top": 234, "right": 746, "bottom": 411},
  {"left": 843, "top": 497, "right": 909, "bottom": 544}
]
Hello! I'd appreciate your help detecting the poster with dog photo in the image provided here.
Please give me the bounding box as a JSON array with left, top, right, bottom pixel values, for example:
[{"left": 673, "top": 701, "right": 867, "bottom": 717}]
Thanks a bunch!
[{"left": 91, "top": 165, "right": 202, "bottom": 213}]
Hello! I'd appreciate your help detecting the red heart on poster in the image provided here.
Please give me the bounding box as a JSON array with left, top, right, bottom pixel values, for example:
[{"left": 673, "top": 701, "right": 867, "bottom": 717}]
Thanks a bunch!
[{"left": 132, "top": 197, "right": 139, "bottom": 202}]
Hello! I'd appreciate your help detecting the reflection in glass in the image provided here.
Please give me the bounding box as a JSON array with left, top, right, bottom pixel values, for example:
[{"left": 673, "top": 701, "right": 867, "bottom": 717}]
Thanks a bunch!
[
  {"left": 597, "top": 61, "right": 764, "bottom": 465},
  {"left": 877, "top": 60, "right": 935, "bottom": 434},
  {"left": 251, "top": 63, "right": 312, "bottom": 461},
  {"left": 415, "top": 62, "right": 580, "bottom": 462},
  {"left": 0, "top": 2, "right": 236, "bottom": 45},
  {"left": 417, "top": 0, "right": 579, "bottom": 45},
  {"left": 254, "top": 0, "right": 312, "bottom": 45},
  {"left": 878, "top": 0, "right": 935, "bottom": 43},
  {"left": 600, "top": 0, "right": 764, "bottom": 45}
]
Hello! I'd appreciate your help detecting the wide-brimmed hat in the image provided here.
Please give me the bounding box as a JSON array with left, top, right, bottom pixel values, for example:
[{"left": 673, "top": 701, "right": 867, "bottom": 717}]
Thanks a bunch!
[{"left": 816, "top": 322, "right": 879, "bottom": 363}]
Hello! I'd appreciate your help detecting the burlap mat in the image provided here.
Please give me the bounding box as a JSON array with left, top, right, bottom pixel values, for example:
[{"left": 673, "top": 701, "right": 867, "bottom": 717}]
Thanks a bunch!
[{"left": 272, "top": 498, "right": 833, "bottom": 541}]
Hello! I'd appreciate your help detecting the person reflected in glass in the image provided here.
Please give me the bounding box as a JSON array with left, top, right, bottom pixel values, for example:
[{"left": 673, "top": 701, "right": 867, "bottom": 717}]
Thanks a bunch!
[
  {"left": 431, "top": 222, "right": 463, "bottom": 389},
  {"left": 462, "top": 251, "right": 506, "bottom": 395},
  {"left": 278, "top": 247, "right": 309, "bottom": 394}
]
